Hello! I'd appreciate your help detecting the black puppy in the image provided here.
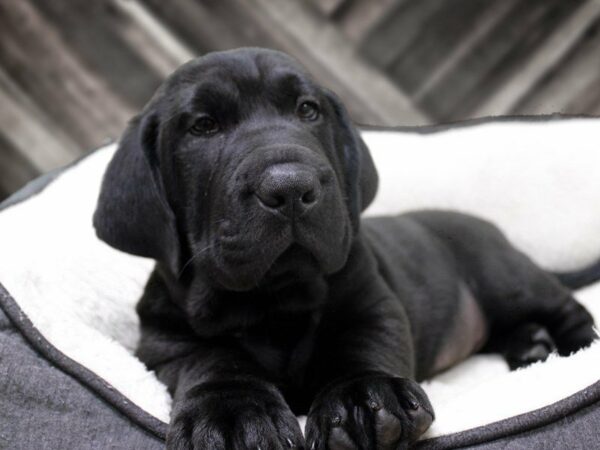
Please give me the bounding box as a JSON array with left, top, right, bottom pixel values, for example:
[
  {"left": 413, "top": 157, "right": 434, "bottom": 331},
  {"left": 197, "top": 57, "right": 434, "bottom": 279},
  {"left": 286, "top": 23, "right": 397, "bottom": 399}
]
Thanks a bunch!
[{"left": 94, "top": 48, "right": 597, "bottom": 449}]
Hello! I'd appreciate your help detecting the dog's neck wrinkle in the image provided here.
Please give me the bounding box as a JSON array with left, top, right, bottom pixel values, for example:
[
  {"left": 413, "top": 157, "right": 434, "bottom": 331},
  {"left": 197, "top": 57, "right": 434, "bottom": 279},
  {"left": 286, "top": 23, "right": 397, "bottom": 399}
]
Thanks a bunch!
[
  {"left": 161, "top": 236, "right": 371, "bottom": 339},
  {"left": 179, "top": 270, "right": 329, "bottom": 338},
  {"left": 170, "top": 275, "right": 327, "bottom": 387},
  {"left": 237, "top": 308, "right": 323, "bottom": 382}
]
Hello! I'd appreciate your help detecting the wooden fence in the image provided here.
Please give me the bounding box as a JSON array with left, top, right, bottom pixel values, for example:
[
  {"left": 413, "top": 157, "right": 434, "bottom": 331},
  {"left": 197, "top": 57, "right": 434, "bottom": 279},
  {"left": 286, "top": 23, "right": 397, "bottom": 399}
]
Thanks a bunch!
[{"left": 1, "top": 0, "right": 599, "bottom": 200}]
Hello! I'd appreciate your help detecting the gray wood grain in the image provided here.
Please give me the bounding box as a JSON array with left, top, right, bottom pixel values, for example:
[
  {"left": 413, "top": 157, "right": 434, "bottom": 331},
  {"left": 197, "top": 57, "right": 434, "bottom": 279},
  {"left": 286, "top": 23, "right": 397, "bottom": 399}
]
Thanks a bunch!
[{"left": 1, "top": 0, "right": 599, "bottom": 201}]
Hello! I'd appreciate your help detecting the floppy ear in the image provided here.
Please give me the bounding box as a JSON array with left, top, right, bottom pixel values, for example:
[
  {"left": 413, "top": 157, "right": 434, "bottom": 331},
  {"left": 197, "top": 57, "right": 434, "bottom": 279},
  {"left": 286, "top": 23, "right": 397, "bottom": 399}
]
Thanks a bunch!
[
  {"left": 93, "top": 113, "right": 181, "bottom": 272},
  {"left": 326, "top": 91, "right": 379, "bottom": 218}
]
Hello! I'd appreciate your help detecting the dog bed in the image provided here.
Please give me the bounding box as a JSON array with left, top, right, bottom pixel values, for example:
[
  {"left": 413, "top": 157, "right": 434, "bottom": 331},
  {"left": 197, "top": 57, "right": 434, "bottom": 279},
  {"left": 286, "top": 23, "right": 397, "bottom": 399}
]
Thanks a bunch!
[{"left": 1, "top": 117, "right": 599, "bottom": 449}]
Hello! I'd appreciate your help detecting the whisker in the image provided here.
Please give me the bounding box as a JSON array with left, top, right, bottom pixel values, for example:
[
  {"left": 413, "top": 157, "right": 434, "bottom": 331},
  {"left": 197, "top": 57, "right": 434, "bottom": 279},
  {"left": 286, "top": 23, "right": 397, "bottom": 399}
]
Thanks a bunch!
[{"left": 177, "top": 243, "right": 215, "bottom": 279}]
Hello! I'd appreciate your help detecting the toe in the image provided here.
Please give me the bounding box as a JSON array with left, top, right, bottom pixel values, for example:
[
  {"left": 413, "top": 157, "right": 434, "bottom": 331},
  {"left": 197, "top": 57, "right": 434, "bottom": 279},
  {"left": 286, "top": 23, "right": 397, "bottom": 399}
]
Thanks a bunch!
[
  {"left": 374, "top": 408, "right": 402, "bottom": 449},
  {"left": 328, "top": 426, "right": 357, "bottom": 450}
]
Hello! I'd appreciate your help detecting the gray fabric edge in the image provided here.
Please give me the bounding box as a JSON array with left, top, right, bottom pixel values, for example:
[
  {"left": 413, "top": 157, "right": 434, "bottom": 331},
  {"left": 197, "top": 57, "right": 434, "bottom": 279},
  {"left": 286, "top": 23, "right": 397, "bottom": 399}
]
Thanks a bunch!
[
  {"left": 0, "top": 295, "right": 165, "bottom": 449},
  {"left": 0, "top": 282, "right": 169, "bottom": 441},
  {"left": 2, "top": 276, "right": 599, "bottom": 448},
  {"left": 416, "top": 380, "right": 600, "bottom": 449},
  {"left": 454, "top": 402, "right": 600, "bottom": 450}
]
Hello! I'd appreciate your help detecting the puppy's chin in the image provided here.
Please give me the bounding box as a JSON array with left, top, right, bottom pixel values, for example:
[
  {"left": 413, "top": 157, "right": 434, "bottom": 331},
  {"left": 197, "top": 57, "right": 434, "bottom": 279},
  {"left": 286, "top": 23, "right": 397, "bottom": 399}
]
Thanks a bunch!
[
  {"left": 202, "top": 228, "right": 291, "bottom": 291},
  {"left": 207, "top": 254, "right": 287, "bottom": 293},
  {"left": 259, "top": 244, "right": 324, "bottom": 290},
  {"left": 204, "top": 230, "right": 351, "bottom": 292}
]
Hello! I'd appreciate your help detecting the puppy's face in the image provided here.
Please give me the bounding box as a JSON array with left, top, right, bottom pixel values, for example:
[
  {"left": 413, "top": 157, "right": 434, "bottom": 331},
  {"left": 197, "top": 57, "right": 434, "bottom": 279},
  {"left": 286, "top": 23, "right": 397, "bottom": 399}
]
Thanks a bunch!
[{"left": 94, "top": 49, "right": 378, "bottom": 291}]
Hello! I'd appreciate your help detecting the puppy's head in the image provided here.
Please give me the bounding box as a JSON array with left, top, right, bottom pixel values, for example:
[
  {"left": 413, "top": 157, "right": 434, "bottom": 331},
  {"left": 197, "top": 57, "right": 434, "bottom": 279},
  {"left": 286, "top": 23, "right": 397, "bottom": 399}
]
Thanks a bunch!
[{"left": 94, "top": 48, "right": 378, "bottom": 291}]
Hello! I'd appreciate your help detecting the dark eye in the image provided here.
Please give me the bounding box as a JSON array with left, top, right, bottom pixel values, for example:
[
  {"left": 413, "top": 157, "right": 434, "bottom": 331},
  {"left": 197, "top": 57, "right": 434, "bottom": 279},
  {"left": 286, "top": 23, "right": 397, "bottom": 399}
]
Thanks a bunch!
[
  {"left": 297, "top": 101, "right": 320, "bottom": 121},
  {"left": 190, "top": 115, "right": 220, "bottom": 136}
]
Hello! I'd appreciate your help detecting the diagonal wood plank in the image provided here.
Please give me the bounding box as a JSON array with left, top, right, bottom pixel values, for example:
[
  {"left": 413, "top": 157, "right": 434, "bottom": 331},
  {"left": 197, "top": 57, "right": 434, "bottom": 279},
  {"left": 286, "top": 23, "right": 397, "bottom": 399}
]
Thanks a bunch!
[
  {"left": 515, "top": 18, "right": 600, "bottom": 115},
  {"left": 412, "top": 0, "right": 517, "bottom": 101},
  {"left": 334, "top": 0, "right": 398, "bottom": 43},
  {"left": 112, "top": 0, "right": 195, "bottom": 77},
  {"left": 0, "top": 0, "right": 135, "bottom": 147},
  {"left": 473, "top": 0, "right": 600, "bottom": 117},
  {"left": 28, "top": 0, "right": 164, "bottom": 109},
  {"left": 0, "top": 133, "right": 40, "bottom": 201},
  {"left": 0, "top": 68, "right": 80, "bottom": 172}
]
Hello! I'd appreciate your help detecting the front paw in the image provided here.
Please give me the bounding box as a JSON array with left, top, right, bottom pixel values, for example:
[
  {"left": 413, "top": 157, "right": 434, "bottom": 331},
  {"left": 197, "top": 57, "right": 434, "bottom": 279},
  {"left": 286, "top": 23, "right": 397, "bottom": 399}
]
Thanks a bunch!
[
  {"left": 167, "top": 379, "right": 304, "bottom": 449},
  {"left": 306, "top": 373, "right": 434, "bottom": 450}
]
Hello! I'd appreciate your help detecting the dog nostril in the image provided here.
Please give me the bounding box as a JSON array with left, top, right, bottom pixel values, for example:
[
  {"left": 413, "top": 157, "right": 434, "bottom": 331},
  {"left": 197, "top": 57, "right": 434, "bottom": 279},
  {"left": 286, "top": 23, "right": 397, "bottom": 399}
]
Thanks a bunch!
[
  {"left": 258, "top": 193, "right": 286, "bottom": 208},
  {"left": 272, "top": 194, "right": 286, "bottom": 208},
  {"left": 301, "top": 189, "right": 317, "bottom": 205}
]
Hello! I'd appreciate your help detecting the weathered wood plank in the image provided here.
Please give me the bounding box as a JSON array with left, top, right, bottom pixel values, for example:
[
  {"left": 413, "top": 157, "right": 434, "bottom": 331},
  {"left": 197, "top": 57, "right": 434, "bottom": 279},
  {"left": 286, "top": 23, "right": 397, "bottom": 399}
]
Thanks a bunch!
[
  {"left": 140, "top": 0, "right": 275, "bottom": 54},
  {"left": 306, "top": 0, "right": 349, "bottom": 18},
  {"left": 1, "top": 0, "right": 600, "bottom": 202},
  {"left": 334, "top": 0, "right": 402, "bottom": 43},
  {"left": 387, "top": 0, "right": 499, "bottom": 95},
  {"left": 417, "top": 0, "right": 580, "bottom": 120},
  {"left": 114, "top": 0, "right": 194, "bottom": 75},
  {"left": 0, "top": 0, "right": 134, "bottom": 148},
  {"left": 412, "top": 0, "right": 517, "bottom": 102},
  {"left": 28, "top": 0, "right": 164, "bottom": 109},
  {"left": 359, "top": 0, "right": 443, "bottom": 69},
  {"left": 473, "top": 0, "right": 600, "bottom": 117},
  {"left": 513, "top": 17, "right": 600, "bottom": 115},
  {"left": 0, "top": 132, "right": 39, "bottom": 201},
  {"left": 0, "top": 68, "right": 81, "bottom": 172}
]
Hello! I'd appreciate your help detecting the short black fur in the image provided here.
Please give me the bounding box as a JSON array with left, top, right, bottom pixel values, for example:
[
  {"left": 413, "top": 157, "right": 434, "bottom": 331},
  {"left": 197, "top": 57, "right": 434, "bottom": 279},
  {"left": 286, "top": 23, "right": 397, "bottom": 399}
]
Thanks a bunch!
[{"left": 94, "top": 48, "right": 598, "bottom": 450}]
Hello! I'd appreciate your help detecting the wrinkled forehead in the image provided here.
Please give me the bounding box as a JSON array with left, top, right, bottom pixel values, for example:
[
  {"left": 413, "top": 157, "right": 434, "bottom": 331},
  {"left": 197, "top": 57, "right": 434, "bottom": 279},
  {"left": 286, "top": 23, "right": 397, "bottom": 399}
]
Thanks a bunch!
[{"left": 159, "top": 49, "right": 318, "bottom": 113}]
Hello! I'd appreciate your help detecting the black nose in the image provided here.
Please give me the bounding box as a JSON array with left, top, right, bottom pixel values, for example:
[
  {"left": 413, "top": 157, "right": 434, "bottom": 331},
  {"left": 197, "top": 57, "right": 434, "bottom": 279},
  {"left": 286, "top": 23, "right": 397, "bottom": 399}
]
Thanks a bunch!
[{"left": 255, "top": 163, "right": 321, "bottom": 218}]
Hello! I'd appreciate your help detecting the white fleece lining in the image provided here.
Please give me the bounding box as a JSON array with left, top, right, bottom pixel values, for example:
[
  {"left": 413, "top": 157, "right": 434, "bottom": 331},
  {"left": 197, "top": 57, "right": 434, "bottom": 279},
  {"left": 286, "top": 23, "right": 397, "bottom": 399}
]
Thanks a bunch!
[{"left": 0, "top": 118, "right": 599, "bottom": 438}]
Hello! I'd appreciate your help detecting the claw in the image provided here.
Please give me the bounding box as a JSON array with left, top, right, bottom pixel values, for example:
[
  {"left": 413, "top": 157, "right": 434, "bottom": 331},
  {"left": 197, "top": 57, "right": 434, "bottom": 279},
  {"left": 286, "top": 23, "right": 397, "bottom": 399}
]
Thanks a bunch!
[
  {"left": 406, "top": 397, "right": 419, "bottom": 410},
  {"left": 368, "top": 400, "right": 382, "bottom": 411},
  {"left": 286, "top": 437, "right": 294, "bottom": 448},
  {"left": 330, "top": 414, "right": 342, "bottom": 427}
]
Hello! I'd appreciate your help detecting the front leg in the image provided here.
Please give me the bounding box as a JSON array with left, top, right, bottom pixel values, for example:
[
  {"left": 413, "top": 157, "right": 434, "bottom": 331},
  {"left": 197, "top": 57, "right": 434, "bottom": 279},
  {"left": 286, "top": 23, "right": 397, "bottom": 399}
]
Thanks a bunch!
[
  {"left": 150, "top": 341, "right": 304, "bottom": 449},
  {"left": 305, "top": 277, "right": 434, "bottom": 449},
  {"left": 136, "top": 271, "right": 304, "bottom": 449}
]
